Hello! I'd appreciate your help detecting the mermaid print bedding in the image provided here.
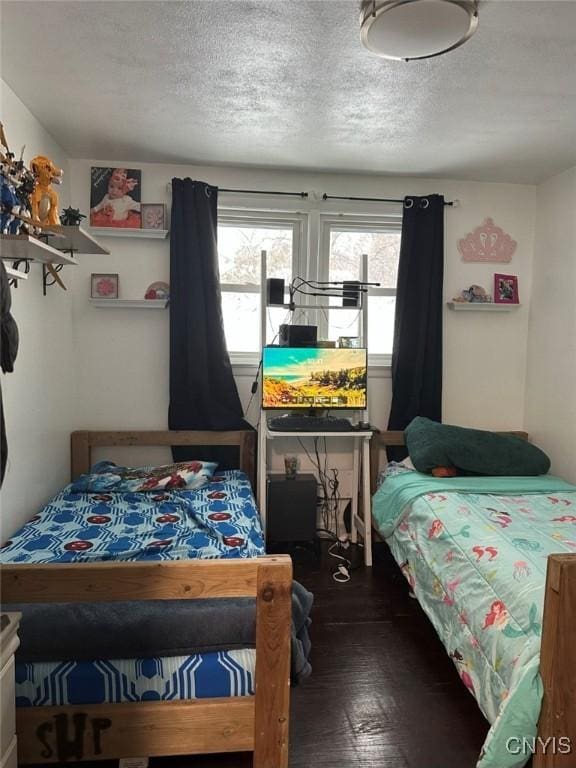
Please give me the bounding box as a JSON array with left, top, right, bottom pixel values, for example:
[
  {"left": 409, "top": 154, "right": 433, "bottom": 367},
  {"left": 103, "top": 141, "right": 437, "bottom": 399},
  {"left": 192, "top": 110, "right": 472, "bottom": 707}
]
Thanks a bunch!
[{"left": 372, "top": 472, "right": 576, "bottom": 768}]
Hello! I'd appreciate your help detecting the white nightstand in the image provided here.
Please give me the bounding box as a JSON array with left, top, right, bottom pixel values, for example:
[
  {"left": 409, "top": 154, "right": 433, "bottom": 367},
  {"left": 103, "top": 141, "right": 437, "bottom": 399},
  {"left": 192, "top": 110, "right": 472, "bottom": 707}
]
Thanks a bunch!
[{"left": 0, "top": 613, "right": 20, "bottom": 768}]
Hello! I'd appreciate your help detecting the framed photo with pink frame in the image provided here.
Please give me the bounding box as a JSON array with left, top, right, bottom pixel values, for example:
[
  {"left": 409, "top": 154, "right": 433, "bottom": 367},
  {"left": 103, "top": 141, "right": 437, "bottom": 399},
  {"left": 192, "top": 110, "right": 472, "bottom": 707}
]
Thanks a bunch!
[{"left": 494, "top": 273, "right": 519, "bottom": 304}]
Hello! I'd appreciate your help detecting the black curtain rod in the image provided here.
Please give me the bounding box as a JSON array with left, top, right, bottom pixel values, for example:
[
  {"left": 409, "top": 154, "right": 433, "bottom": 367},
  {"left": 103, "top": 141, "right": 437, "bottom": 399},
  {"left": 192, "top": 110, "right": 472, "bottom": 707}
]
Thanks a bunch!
[
  {"left": 322, "top": 193, "right": 454, "bottom": 206},
  {"left": 220, "top": 188, "right": 308, "bottom": 198}
]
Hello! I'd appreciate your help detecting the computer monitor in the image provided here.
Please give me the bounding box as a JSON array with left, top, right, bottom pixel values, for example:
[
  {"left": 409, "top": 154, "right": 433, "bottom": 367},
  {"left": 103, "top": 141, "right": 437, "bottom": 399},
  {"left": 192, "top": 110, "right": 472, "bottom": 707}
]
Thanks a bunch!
[{"left": 262, "top": 347, "right": 367, "bottom": 411}]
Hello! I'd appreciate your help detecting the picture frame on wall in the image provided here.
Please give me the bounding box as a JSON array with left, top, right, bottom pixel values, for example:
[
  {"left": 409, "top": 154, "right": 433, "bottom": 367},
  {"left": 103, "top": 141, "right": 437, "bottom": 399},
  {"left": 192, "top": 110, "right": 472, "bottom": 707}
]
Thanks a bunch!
[
  {"left": 90, "top": 167, "right": 141, "bottom": 228},
  {"left": 91, "top": 273, "right": 119, "bottom": 299},
  {"left": 141, "top": 203, "right": 166, "bottom": 230},
  {"left": 494, "top": 273, "right": 519, "bottom": 304}
]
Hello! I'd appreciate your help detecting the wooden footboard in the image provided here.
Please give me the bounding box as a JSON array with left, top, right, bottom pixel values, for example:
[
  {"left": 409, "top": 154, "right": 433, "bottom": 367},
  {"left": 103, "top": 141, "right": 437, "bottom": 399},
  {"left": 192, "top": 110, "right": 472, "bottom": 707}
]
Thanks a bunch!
[
  {"left": 534, "top": 554, "right": 576, "bottom": 767},
  {"left": 1, "top": 556, "right": 292, "bottom": 766}
]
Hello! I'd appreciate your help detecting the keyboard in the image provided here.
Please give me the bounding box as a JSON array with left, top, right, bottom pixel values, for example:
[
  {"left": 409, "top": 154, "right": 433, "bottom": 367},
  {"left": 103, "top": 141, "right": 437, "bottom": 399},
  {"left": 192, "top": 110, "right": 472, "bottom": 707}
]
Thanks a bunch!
[{"left": 268, "top": 416, "right": 354, "bottom": 432}]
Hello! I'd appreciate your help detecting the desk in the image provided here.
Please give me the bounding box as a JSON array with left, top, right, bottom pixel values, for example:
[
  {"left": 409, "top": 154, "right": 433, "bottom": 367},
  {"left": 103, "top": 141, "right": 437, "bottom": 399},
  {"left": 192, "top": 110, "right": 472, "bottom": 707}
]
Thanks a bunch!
[{"left": 258, "top": 420, "right": 374, "bottom": 567}]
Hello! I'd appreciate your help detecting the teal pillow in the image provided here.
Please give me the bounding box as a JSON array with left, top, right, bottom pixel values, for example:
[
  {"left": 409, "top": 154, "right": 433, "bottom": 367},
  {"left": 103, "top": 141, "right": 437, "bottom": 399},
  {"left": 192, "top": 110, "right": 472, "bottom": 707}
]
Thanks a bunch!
[{"left": 405, "top": 417, "right": 551, "bottom": 476}]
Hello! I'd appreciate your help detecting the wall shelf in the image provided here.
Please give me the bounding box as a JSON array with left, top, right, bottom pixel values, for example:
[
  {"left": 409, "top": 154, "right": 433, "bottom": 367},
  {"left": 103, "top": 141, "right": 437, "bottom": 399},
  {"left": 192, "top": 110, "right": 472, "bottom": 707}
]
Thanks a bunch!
[
  {"left": 90, "top": 227, "right": 169, "bottom": 240},
  {"left": 0, "top": 234, "right": 78, "bottom": 265},
  {"left": 43, "top": 225, "right": 110, "bottom": 255},
  {"left": 447, "top": 302, "right": 520, "bottom": 311},
  {"left": 89, "top": 298, "right": 169, "bottom": 309}
]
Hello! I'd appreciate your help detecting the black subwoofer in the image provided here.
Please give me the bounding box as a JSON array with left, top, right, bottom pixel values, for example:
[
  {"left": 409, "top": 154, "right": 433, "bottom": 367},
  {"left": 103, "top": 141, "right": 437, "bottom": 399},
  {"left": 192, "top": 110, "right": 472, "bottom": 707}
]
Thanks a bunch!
[{"left": 266, "top": 473, "right": 317, "bottom": 543}]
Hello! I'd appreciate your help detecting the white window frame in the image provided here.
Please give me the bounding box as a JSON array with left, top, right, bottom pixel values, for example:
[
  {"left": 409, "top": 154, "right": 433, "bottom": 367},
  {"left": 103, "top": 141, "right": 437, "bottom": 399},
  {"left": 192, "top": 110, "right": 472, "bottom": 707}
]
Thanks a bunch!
[
  {"left": 319, "top": 214, "right": 402, "bottom": 368},
  {"left": 217, "top": 210, "right": 307, "bottom": 365}
]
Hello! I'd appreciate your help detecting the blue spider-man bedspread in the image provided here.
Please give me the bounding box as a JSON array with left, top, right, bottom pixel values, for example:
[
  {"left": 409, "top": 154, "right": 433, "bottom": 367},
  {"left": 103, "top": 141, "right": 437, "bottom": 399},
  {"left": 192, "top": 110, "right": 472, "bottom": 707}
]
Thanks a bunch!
[{"left": 0, "top": 470, "right": 264, "bottom": 564}]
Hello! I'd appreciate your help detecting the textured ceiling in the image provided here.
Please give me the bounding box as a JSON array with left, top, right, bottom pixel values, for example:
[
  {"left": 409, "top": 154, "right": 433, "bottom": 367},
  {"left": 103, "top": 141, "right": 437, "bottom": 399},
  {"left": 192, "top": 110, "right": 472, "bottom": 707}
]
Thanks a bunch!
[{"left": 1, "top": 0, "right": 576, "bottom": 183}]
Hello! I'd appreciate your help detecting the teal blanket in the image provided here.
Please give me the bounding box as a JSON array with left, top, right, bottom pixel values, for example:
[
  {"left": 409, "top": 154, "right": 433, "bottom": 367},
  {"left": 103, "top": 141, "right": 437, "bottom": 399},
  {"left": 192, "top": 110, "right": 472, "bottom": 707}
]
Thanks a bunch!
[{"left": 372, "top": 472, "right": 576, "bottom": 768}]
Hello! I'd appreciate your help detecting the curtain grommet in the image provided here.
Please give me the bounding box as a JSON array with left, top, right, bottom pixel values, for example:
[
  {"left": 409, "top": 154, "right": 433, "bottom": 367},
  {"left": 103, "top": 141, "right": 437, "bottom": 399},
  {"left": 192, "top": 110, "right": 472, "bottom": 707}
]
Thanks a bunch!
[
  {"left": 404, "top": 198, "right": 414, "bottom": 209},
  {"left": 420, "top": 198, "right": 430, "bottom": 209}
]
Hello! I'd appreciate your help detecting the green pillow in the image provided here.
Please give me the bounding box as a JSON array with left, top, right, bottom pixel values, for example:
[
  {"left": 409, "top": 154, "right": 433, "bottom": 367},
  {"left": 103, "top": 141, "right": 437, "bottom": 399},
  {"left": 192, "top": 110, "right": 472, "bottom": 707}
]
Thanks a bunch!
[{"left": 405, "top": 417, "right": 551, "bottom": 476}]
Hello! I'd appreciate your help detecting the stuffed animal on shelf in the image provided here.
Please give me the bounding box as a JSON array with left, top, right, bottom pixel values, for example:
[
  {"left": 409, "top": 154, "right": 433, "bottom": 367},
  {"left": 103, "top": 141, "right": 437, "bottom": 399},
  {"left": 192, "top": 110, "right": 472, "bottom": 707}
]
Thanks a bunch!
[
  {"left": 30, "top": 155, "right": 64, "bottom": 226},
  {"left": 60, "top": 206, "right": 86, "bottom": 226}
]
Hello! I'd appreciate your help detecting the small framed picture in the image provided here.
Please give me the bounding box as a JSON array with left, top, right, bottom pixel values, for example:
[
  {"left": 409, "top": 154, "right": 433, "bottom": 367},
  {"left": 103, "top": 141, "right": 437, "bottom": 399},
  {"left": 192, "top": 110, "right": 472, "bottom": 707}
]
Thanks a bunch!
[
  {"left": 494, "top": 273, "right": 519, "bottom": 304},
  {"left": 141, "top": 203, "right": 166, "bottom": 230},
  {"left": 91, "top": 273, "right": 119, "bottom": 299}
]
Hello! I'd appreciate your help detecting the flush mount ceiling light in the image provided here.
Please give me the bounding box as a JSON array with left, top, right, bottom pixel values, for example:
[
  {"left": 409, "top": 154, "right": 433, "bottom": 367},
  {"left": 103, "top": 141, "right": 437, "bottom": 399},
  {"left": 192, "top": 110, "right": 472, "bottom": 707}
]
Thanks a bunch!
[{"left": 360, "top": 0, "right": 479, "bottom": 61}]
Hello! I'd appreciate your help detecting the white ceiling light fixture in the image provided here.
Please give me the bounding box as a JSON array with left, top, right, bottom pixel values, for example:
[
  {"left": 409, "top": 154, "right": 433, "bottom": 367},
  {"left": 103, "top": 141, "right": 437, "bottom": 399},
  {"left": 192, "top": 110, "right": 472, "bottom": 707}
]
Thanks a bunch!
[{"left": 360, "top": 0, "right": 479, "bottom": 61}]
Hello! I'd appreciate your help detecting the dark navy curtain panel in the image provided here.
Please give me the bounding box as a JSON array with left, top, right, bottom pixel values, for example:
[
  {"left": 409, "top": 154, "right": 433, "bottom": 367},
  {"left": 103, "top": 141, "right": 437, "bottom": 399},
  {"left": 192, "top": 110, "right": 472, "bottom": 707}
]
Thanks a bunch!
[
  {"left": 387, "top": 194, "right": 445, "bottom": 459},
  {"left": 169, "top": 178, "right": 251, "bottom": 469}
]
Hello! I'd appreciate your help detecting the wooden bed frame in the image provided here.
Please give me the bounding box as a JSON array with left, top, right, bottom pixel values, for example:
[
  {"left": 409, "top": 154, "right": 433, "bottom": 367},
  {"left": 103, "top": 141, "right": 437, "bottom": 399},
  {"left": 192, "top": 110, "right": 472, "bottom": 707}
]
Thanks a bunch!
[
  {"left": 0, "top": 430, "right": 292, "bottom": 767},
  {"left": 369, "top": 431, "right": 576, "bottom": 767}
]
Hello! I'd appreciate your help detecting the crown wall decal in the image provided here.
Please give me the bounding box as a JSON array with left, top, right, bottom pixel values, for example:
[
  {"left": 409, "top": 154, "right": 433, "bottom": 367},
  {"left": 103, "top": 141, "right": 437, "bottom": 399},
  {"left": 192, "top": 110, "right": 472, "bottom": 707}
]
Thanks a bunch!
[{"left": 458, "top": 218, "right": 517, "bottom": 263}]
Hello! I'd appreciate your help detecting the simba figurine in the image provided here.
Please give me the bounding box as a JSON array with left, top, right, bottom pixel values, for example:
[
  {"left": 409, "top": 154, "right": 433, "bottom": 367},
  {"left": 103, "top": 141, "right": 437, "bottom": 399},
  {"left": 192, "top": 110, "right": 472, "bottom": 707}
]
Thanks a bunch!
[{"left": 30, "top": 155, "right": 64, "bottom": 226}]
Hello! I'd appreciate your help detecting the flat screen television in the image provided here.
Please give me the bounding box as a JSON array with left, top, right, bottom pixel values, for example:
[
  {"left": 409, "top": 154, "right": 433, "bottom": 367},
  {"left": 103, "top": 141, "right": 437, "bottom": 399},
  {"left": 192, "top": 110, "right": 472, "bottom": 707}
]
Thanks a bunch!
[{"left": 262, "top": 347, "right": 367, "bottom": 410}]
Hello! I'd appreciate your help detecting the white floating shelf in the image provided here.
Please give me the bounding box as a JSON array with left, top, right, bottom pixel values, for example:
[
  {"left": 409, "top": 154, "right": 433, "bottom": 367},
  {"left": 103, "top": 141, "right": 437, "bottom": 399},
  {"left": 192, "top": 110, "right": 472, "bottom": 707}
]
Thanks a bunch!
[
  {"left": 4, "top": 266, "right": 28, "bottom": 280},
  {"left": 0, "top": 234, "right": 78, "bottom": 265},
  {"left": 43, "top": 225, "right": 110, "bottom": 255},
  {"left": 447, "top": 302, "right": 520, "bottom": 311},
  {"left": 90, "top": 298, "right": 169, "bottom": 309},
  {"left": 90, "top": 227, "right": 169, "bottom": 240}
]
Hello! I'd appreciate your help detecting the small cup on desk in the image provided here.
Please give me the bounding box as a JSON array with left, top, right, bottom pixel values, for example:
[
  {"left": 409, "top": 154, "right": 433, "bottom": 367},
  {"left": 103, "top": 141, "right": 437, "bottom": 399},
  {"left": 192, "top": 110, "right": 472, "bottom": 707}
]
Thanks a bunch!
[{"left": 284, "top": 455, "right": 298, "bottom": 479}]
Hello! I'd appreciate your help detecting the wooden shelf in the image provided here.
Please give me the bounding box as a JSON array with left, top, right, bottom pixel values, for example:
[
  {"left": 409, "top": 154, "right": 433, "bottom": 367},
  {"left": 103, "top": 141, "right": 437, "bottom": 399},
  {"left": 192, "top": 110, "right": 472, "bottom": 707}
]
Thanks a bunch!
[
  {"left": 43, "top": 226, "right": 110, "bottom": 255},
  {"left": 4, "top": 266, "right": 28, "bottom": 280},
  {"left": 447, "top": 302, "right": 520, "bottom": 311},
  {"left": 0, "top": 234, "right": 78, "bottom": 265},
  {"left": 90, "top": 227, "right": 169, "bottom": 240},
  {"left": 89, "top": 298, "right": 169, "bottom": 309}
]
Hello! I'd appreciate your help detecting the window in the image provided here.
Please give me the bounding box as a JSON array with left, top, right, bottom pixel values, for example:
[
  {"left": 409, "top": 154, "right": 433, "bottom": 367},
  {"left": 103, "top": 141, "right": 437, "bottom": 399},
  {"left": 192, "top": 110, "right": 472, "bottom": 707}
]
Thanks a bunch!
[
  {"left": 217, "top": 209, "right": 401, "bottom": 367},
  {"left": 217, "top": 213, "right": 304, "bottom": 359},
  {"left": 320, "top": 217, "right": 401, "bottom": 363}
]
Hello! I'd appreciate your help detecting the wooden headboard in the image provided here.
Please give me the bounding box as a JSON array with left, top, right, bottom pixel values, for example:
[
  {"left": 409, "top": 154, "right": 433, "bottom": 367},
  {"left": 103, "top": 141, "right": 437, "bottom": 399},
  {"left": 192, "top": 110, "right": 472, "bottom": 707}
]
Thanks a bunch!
[
  {"left": 369, "top": 429, "right": 529, "bottom": 494},
  {"left": 70, "top": 430, "right": 256, "bottom": 489}
]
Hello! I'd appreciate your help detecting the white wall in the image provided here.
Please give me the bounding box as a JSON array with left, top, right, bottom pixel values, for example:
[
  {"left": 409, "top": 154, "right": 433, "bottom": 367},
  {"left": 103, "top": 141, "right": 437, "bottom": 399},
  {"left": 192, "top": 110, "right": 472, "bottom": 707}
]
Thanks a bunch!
[
  {"left": 0, "top": 119, "right": 541, "bottom": 539},
  {"left": 524, "top": 166, "right": 576, "bottom": 482},
  {"left": 0, "top": 80, "right": 75, "bottom": 540},
  {"left": 68, "top": 159, "right": 536, "bottom": 472}
]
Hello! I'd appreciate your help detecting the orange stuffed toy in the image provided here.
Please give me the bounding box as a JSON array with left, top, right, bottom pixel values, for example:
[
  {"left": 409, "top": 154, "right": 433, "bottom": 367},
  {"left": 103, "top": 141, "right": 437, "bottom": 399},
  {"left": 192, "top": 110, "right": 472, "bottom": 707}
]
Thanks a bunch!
[{"left": 29, "top": 155, "right": 64, "bottom": 226}]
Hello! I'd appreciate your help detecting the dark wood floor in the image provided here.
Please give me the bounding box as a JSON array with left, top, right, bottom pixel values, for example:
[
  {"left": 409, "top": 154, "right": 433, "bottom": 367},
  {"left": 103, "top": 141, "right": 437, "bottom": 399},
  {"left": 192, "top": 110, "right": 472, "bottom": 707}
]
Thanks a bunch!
[{"left": 162, "top": 541, "right": 490, "bottom": 768}]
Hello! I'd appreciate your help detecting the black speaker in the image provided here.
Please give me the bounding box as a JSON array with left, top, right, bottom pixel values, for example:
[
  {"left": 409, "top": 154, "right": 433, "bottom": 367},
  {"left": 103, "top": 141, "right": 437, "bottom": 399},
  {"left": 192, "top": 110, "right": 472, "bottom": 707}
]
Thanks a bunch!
[
  {"left": 342, "top": 281, "right": 361, "bottom": 307},
  {"left": 267, "top": 473, "right": 317, "bottom": 543},
  {"left": 266, "top": 278, "right": 285, "bottom": 306},
  {"left": 279, "top": 324, "right": 317, "bottom": 347}
]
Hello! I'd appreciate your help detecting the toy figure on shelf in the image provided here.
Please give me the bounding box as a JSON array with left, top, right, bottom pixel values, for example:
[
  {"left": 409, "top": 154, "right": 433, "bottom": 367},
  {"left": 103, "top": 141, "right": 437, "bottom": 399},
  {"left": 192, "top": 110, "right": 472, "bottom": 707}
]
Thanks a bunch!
[
  {"left": 12, "top": 158, "right": 37, "bottom": 234},
  {"left": 30, "top": 155, "right": 64, "bottom": 226},
  {"left": 0, "top": 158, "right": 19, "bottom": 235},
  {"left": 452, "top": 284, "right": 492, "bottom": 303},
  {"left": 60, "top": 206, "right": 86, "bottom": 227}
]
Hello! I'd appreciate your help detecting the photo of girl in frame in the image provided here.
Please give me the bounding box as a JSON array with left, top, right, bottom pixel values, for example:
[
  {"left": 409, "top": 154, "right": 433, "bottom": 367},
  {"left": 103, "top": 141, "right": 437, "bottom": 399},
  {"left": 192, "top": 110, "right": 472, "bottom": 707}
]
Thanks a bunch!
[
  {"left": 90, "top": 167, "right": 141, "bottom": 228},
  {"left": 494, "top": 273, "right": 519, "bottom": 304}
]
